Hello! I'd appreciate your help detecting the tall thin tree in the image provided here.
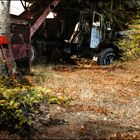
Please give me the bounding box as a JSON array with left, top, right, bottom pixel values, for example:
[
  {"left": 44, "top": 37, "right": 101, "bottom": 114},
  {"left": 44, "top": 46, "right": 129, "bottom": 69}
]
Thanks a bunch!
[
  {"left": 0, "top": 0, "right": 16, "bottom": 76},
  {"left": 0, "top": 0, "right": 11, "bottom": 35}
]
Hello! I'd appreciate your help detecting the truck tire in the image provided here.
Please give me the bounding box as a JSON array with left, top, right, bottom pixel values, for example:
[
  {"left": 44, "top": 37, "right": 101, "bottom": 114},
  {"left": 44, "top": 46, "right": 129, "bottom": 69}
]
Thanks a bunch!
[
  {"left": 97, "top": 48, "right": 117, "bottom": 65},
  {"left": 30, "top": 45, "right": 39, "bottom": 65}
]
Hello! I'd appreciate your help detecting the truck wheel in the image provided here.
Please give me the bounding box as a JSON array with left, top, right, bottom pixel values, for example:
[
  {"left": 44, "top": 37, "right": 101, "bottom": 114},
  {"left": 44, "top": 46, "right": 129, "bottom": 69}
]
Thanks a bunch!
[
  {"left": 97, "top": 48, "right": 117, "bottom": 65},
  {"left": 30, "top": 45, "right": 38, "bottom": 65}
]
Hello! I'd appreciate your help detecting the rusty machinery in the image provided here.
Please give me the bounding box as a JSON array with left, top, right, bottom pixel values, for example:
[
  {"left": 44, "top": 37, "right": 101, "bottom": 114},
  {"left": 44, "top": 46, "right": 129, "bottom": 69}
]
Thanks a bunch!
[
  {"left": 3, "top": 0, "right": 123, "bottom": 73},
  {"left": 0, "top": 35, "right": 16, "bottom": 76},
  {"left": 7, "top": 0, "right": 60, "bottom": 73}
]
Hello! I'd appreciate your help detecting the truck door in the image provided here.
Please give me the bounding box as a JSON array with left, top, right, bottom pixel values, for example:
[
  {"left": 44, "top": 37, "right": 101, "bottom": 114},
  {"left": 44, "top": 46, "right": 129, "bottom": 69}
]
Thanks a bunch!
[{"left": 90, "top": 11, "right": 103, "bottom": 49}]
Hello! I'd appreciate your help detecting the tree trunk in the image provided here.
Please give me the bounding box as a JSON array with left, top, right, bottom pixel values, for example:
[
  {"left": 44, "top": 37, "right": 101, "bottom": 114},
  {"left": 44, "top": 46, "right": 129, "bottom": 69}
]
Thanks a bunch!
[
  {"left": 0, "top": 0, "right": 16, "bottom": 76},
  {"left": 0, "top": 0, "right": 11, "bottom": 35}
]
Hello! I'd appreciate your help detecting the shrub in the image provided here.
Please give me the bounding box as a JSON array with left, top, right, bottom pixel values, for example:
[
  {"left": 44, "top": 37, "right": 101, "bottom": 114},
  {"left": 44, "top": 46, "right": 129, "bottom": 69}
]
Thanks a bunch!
[
  {"left": 0, "top": 75, "right": 71, "bottom": 134},
  {"left": 119, "top": 19, "right": 140, "bottom": 61},
  {"left": 0, "top": 76, "right": 50, "bottom": 131}
]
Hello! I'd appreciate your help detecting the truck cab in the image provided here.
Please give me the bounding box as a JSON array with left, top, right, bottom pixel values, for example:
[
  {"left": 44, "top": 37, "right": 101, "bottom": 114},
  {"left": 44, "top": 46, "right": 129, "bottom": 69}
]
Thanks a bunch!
[{"left": 68, "top": 10, "right": 122, "bottom": 65}]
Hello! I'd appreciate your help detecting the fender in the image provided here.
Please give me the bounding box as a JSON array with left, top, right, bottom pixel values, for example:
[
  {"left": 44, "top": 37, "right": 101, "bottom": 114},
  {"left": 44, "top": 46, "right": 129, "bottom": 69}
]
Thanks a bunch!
[{"left": 97, "top": 41, "right": 122, "bottom": 54}]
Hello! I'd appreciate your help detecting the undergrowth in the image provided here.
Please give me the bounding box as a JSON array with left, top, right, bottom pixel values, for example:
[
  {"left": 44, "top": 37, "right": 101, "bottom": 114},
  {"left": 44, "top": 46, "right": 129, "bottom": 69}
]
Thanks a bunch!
[
  {"left": 0, "top": 75, "right": 70, "bottom": 136},
  {"left": 119, "top": 18, "right": 140, "bottom": 61}
]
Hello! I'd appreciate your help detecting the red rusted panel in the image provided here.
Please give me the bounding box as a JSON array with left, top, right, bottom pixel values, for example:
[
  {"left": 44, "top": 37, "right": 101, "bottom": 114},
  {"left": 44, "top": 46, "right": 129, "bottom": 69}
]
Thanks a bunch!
[
  {"left": 10, "top": 0, "right": 60, "bottom": 61},
  {"left": 11, "top": 43, "right": 30, "bottom": 60},
  {"left": 11, "top": 24, "right": 30, "bottom": 44},
  {"left": 0, "top": 36, "right": 9, "bottom": 44},
  {"left": 11, "top": 23, "right": 30, "bottom": 60}
]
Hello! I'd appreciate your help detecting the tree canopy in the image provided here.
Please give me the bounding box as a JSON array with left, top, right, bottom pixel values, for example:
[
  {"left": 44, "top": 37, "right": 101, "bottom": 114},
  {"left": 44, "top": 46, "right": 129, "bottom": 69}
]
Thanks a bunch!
[{"left": 26, "top": 0, "right": 139, "bottom": 28}]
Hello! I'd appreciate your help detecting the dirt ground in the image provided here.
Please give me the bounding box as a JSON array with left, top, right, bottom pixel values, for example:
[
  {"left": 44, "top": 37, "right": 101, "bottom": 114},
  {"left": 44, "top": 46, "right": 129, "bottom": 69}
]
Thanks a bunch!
[
  {"left": 1, "top": 58, "right": 139, "bottom": 139},
  {"left": 30, "top": 58, "right": 140, "bottom": 139}
]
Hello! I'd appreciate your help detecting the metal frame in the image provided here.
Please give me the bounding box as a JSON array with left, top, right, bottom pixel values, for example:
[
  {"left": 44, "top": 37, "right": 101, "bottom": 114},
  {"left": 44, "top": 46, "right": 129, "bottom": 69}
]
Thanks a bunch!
[
  {"left": 30, "top": 0, "right": 60, "bottom": 38},
  {"left": 19, "top": 0, "right": 31, "bottom": 10},
  {"left": 10, "top": 0, "right": 60, "bottom": 69}
]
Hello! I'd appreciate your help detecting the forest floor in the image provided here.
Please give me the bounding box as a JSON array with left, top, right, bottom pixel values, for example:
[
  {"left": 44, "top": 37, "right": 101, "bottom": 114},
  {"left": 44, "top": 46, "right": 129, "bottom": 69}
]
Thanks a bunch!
[
  {"left": 29, "top": 58, "right": 140, "bottom": 139},
  {"left": 1, "top": 58, "right": 140, "bottom": 139}
]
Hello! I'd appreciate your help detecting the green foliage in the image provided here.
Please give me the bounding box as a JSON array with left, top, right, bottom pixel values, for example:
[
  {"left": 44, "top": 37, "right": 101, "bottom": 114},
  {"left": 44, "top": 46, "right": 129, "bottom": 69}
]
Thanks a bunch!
[
  {"left": 119, "top": 19, "right": 140, "bottom": 61},
  {"left": 0, "top": 76, "right": 70, "bottom": 132},
  {"left": 47, "top": 95, "right": 72, "bottom": 105},
  {"left": 0, "top": 77, "right": 44, "bottom": 130},
  {"left": 0, "top": 59, "right": 8, "bottom": 76},
  {"left": 98, "top": 0, "right": 140, "bottom": 32}
]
